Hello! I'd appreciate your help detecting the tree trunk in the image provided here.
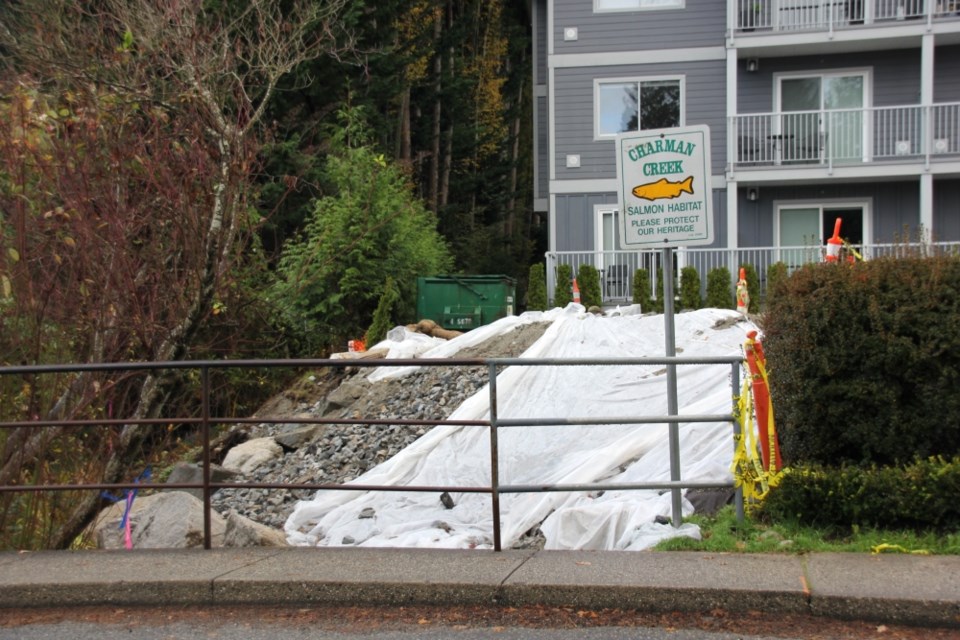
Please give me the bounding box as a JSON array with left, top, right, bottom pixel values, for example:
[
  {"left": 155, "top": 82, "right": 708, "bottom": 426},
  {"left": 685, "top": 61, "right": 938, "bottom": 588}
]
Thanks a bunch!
[
  {"left": 428, "top": 5, "right": 442, "bottom": 212},
  {"left": 439, "top": 0, "right": 454, "bottom": 212},
  {"left": 398, "top": 86, "right": 411, "bottom": 169},
  {"left": 506, "top": 53, "right": 525, "bottom": 239}
]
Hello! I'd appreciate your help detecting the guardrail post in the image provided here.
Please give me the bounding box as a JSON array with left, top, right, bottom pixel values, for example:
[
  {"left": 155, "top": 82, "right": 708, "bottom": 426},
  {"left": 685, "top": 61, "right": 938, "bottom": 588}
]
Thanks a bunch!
[
  {"left": 731, "top": 361, "right": 745, "bottom": 524},
  {"left": 201, "top": 365, "right": 212, "bottom": 550},
  {"left": 488, "top": 361, "right": 502, "bottom": 551}
]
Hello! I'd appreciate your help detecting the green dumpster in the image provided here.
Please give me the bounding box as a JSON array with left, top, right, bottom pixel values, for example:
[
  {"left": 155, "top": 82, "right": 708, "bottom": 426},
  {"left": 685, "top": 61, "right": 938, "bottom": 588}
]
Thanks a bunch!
[{"left": 416, "top": 275, "right": 516, "bottom": 331}]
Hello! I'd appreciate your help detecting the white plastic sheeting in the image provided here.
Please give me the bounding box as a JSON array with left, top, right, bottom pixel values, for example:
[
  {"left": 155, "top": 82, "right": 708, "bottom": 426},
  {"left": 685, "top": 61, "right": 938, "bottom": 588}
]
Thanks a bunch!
[{"left": 285, "top": 306, "right": 757, "bottom": 551}]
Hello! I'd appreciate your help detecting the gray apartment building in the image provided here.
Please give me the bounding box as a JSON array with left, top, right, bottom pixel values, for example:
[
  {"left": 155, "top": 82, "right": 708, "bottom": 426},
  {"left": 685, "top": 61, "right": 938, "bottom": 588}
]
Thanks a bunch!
[{"left": 532, "top": 0, "right": 960, "bottom": 303}]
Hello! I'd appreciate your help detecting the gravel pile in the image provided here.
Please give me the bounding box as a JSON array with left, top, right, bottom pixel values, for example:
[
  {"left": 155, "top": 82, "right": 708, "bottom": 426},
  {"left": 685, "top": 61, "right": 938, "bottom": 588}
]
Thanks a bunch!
[{"left": 210, "top": 322, "right": 551, "bottom": 532}]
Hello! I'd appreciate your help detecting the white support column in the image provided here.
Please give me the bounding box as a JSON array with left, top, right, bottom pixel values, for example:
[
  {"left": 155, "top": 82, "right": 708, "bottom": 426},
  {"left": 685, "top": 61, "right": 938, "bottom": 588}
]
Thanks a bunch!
[
  {"left": 726, "top": 47, "right": 739, "bottom": 250},
  {"left": 920, "top": 34, "right": 934, "bottom": 240},
  {"left": 920, "top": 174, "right": 934, "bottom": 241}
]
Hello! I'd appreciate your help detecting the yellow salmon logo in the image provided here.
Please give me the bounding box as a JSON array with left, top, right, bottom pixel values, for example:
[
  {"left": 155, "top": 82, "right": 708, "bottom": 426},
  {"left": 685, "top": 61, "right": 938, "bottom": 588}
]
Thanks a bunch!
[{"left": 632, "top": 176, "right": 694, "bottom": 201}]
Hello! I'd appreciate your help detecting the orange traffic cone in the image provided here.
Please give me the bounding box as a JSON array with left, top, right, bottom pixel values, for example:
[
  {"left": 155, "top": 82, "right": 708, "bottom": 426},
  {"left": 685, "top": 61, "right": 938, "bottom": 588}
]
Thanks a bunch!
[
  {"left": 572, "top": 278, "right": 581, "bottom": 305},
  {"left": 825, "top": 218, "right": 842, "bottom": 263}
]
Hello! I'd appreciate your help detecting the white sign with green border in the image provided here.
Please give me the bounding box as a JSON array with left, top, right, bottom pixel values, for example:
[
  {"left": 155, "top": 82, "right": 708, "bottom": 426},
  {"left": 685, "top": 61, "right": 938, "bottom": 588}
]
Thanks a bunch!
[{"left": 615, "top": 124, "right": 713, "bottom": 249}]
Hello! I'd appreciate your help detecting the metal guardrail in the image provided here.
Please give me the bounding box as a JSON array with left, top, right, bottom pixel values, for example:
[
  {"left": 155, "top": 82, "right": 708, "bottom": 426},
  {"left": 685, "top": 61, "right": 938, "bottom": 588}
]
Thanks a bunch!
[{"left": 0, "top": 356, "right": 744, "bottom": 551}]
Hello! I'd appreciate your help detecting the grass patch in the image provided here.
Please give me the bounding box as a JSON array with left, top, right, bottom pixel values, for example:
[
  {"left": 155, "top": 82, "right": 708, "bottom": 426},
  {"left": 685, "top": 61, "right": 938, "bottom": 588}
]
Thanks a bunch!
[{"left": 654, "top": 506, "right": 960, "bottom": 555}]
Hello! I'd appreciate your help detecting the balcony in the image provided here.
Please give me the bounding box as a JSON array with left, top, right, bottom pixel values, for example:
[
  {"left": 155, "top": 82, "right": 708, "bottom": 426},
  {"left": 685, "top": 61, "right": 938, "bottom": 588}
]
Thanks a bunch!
[
  {"left": 730, "top": 103, "right": 960, "bottom": 174},
  {"left": 735, "top": 0, "right": 960, "bottom": 34}
]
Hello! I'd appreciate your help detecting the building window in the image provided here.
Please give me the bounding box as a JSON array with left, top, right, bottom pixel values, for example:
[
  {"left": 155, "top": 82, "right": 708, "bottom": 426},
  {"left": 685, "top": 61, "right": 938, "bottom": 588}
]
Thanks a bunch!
[
  {"left": 595, "top": 0, "right": 683, "bottom": 11},
  {"left": 596, "top": 77, "right": 683, "bottom": 138}
]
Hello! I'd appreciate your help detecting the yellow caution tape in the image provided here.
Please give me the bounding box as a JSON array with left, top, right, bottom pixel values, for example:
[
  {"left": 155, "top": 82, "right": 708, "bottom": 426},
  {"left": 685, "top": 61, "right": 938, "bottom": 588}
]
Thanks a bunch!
[
  {"left": 870, "top": 543, "right": 932, "bottom": 555},
  {"left": 752, "top": 352, "right": 779, "bottom": 474},
  {"left": 731, "top": 370, "right": 783, "bottom": 509}
]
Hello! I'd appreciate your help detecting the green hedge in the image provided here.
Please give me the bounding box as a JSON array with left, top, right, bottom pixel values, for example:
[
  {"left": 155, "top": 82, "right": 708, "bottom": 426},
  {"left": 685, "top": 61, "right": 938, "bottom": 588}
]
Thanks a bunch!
[
  {"left": 554, "top": 263, "right": 573, "bottom": 307},
  {"left": 761, "top": 457, "right": 960, "bottom": 532},
  {"left": 765, "top": 261, "right": 788, "bottom": 309},
  {"left": 365, "top": 276, "right": 400, "bottom": 345},
  {"left": 763, "top": 257, "right": 960, "bottom": 466},
  {"left": 527, "top": 263, "right": 547, "bottom": 311},
  {"left": 654, "top": 267, "right": 666, "bottom": 313},
  {"left": 679, "top": 266, "right": 701, "bottom": 310},
  {"left": 633, "top": 268, "right": 653, "bottom": 311},
  {"left": 706, "top": 267, "right": 732, "bottom": 309},
  {"left": 577, "top": 264, "right": 602, "bottom": 309}
]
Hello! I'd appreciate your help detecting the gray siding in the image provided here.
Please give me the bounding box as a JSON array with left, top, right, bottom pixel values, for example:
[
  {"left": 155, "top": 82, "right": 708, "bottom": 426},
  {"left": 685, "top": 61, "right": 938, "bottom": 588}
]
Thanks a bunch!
[
  {"left": 552, "top": 0, "right": 725, "bottom": 53},
  {"left": 934, "top": 179, "right": 960, "bottom": 242},
  {"left": 738, "top": 45, "right": 960, "bottom": 112},
  {"left": 536, "top": 95, "right": 549, "bottom": 200},
  {"left": 554, "top": 60, "right": 727, "bottom": 180},
  {"left": 555, "top": 193, "right": 619, "bottom": 251},
  {"left": 535, "top": 0, "right": 547, "bottom": 86},
  {"left": 738, "top": 50, "right": 924, "bottom": 113},
  {"left": 934, "top": 45, "right": 960, "bottom": 103},
  {"left": 735, "top": 181, "right": 936, "bottom": 246}
]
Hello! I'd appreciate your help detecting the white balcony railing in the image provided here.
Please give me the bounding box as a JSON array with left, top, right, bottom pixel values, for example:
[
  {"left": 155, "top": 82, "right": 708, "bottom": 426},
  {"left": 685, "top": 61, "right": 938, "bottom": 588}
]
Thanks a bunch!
[
  {"left": 545, "top": 242, "right": 960, "bottom": 306},
  {"left": 735, "top": 0, "right": 960, "bottom": 33},
  {"left": 731, "top": 103, "right": 960, "bottom": 170}
]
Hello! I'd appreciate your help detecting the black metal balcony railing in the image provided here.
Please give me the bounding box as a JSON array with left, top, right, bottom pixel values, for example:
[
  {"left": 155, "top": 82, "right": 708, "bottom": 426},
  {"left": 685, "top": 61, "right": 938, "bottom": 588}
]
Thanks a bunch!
[{"left": 0, "top": 356, "right": 744, "bottom": 551}]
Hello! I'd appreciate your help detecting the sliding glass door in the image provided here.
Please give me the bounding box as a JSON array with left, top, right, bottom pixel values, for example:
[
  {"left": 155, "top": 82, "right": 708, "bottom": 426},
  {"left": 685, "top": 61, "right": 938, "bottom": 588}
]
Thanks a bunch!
[{"left": 778, "top": 72, "right": 868, "bottom": 164}]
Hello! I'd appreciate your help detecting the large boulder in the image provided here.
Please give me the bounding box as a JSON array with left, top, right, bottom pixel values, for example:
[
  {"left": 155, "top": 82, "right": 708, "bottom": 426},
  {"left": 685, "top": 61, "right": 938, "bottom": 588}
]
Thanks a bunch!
[
  {"left": 221, "top": 437, "right": 283, "bottom": 474},
  {"left": 273, "top": 423, "right": 324, "bottom": 450},
  {"left": 164, "top": 461, "right": 239, "bottom": 499},
  {"left": 223, "top": 510, "right": 289, "bottom": 547},
  {"left": 92, "top": 491, "right": 226, "bottom": 549}
]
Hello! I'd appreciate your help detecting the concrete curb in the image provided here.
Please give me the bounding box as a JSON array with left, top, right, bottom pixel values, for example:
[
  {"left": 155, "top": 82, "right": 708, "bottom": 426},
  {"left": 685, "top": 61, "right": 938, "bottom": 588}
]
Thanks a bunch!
[{"left": 1, "top": 549, "right": 958, "bottom": 628}]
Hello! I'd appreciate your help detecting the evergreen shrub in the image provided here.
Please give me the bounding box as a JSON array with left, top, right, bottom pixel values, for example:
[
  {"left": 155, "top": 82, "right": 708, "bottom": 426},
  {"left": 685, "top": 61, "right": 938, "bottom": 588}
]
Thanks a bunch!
[
  {"left": 765, "top": 261, "right": 788, "bottom": 309},
  {"left": 760, "top": 457, "right": 960, "bottom": 532},
  {"left": 654, "top": 267, "right": 666, "bottom": 313},
  {"left": 577, "top": 264, "right": 602, "bottom": 308},
  {"left": 554, "top": 263, "right": 572, "bottom": 307},
  {"left": 365, "top": 276, "right": 400, "bottom": 346},
  {"left": 763, "top": 257, "right": 960, "bottom": 466},
  {"left": 741, "top": 263, "right": 760, "bottom": 313},
  {"left": 527, "top": 263, "right": 547, "bottom": 311},
  {"left": 706, "top": 267, "right": 732, "bottom": 308},
  {"left": 633, "top": 268, "right": 653, "bottom": 311},
  {"left": 679, "top": 266, "right": 701, "bottom": 310}
]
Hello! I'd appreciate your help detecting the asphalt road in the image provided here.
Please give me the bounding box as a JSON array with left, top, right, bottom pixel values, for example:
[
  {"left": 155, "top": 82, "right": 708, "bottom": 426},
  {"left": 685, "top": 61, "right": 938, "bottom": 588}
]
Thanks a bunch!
[{"left": 0, "top": 621, "right": 785, "bottom": 640}]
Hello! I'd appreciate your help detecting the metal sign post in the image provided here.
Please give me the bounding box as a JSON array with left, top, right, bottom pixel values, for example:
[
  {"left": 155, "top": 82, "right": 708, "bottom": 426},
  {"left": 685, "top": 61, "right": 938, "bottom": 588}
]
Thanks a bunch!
[
  {"left": 661, "top": 247, "right": 683, "bottom": 527},
  {"left": 615, "top": 124, "right": 715, "bottom": 529}
]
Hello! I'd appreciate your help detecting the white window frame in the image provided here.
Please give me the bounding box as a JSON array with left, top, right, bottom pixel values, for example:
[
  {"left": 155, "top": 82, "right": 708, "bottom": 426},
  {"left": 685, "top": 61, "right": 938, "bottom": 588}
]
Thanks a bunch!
[
  {"left": 773, "top": 68, "right": 873, "bottom": 163},
  {"left": 594, "top": 75, "right": 685, "bottom": 141},
  {"left": 594, "top": 0, "right": 684, "bottom": 12},
  {"left": 594, "top": 204, "right": 619, "bottom": 270},
  {"left": 773, "top": 198, "right": 873, "bottom": 262}
]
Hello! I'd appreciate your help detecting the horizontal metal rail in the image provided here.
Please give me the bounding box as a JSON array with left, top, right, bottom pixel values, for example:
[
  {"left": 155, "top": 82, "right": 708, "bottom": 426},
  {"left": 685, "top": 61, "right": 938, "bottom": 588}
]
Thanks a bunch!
[{"left": 0, "top": 355, "right": 743, "bottom": 551}]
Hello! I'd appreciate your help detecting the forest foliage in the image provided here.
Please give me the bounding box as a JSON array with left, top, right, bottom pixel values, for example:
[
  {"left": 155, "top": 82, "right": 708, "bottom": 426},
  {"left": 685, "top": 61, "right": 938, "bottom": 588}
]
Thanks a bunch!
[{"left": 0, "top": 0, "right": 535, "bottom": 549}]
